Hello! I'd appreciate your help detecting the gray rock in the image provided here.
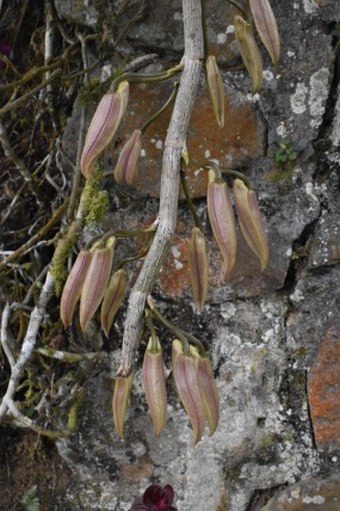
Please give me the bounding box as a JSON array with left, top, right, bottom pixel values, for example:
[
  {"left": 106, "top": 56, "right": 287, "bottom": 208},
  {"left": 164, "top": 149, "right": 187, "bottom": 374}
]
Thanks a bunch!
[
  {"left": 53, "top": 1, "right": 340, "bottom": 510},
  {"left": 260, "top": 473, "right": 340, "bottom": 511}
]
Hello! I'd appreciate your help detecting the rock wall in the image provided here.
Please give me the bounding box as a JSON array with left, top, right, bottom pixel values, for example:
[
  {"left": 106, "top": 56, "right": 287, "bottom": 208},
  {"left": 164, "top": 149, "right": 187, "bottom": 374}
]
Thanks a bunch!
[{"left": 54, "top": 1, "right": 340, "bottom": 510}]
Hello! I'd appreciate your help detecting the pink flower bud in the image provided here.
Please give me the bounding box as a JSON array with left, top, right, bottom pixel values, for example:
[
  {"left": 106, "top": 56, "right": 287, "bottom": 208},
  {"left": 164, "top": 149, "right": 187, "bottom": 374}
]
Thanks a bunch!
[
  {"left": 207, "top": 170, "right": 237, "bottom": 278},
  {"left": 172, "top": 340, "right": 206, "bottom": 445},
  {"left": 80, "top": 81, "right": 129, "bottom": 180},
  {"left": 234, "top": 15, "right": 263, "bottom": 94},
  {"left": 206, "top": 55, "right": 225, "bottom": 128},
  {"left": 79, "top": 237, "right": 115, "bottom": 331},
  {"left": 233, "top": 178, "right": 269, "bottom": 271},
  {"left": 112, "top": 372, "right": 134, "bottom": 438},
  {"left": 114, "top": 129, "right": 142, "bottom": 186},
  {"left": 189, "top": 227, "right": 209, "bottom": 312},
  {"left": 143, "top": 337, "right": 167, "bottom": 436},
  {"left": 100, "top": 269, "right": 126, "bottom": 337},
  {"left": 249, "top": 0, "right": 280, "bottom": 66},
  {"left": 60, "top": 250, "right": 93, "bottom": 328},
  {"left": 191, "top": 348, "right": 220, "bottom": 435}
]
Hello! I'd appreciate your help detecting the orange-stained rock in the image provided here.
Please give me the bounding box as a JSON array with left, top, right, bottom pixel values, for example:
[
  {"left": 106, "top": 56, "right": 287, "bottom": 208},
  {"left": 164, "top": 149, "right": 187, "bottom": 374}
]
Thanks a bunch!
[
  {"left": 159, "top": 235, "right": 190, "bottom": 297},
  {"left": 158, "top": 223, "right": 283, "bottom": 300},
  {"left": 119, "top": 454, "right": 153, "bottom": 482},
  {"left": 307, "top": 326, "right": 340, "bottom": 450},
  {"left": 115, "top": 82, "right": 264, "bottom": 198}
]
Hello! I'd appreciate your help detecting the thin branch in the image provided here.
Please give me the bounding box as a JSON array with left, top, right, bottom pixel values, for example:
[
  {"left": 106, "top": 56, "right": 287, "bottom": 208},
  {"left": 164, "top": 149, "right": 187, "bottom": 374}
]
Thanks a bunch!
[
  {"left": 1, "top": 304, "right": 15, "bottom": 368},
  {"left": 0, "top": 120, "right": 43, "bottom": 204},
  {"left": 0, "top": 69, "right": 62, "bottom": 115},
  {"left": 117, "top": 0, "right": 204, "bottom": 375},
  {"left": 0, "top": 198, "right": 69, "bottom": 272},
  {"left": 0, "top": 272, "right": 55, "bottom": 418}
]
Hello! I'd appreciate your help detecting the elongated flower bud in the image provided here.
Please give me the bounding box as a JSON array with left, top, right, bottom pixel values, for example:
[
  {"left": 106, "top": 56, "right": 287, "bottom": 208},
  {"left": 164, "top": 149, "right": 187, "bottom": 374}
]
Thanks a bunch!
[
  {"left": 112, "top": 373, "right": 134, "bottom": 438},
  {"left": 100, "top": 268, "right": 126, "bottom": 337},
  {"left": 172, "top": 340, "right": 206, "bottom": 445},
  {"left": 143, "top": 337, "right": 167, "bottom": 436},
  {"left": 206, "top": 55, "right": 225, "bottom": 128},
  {"left": 233, "top": 178, "right": 269, "bottom": 271},
  {"left": 79, "top": 237, "right": 115, "bottom": 331},
  {"left": 114, "top": 129, "right": 142, "bottom": 186},
  {"left": 191, "top": 347, "right": 220, "bottom": 436},
  {"left": 80, "top": 81, "right": 129, "bottom": 180},
  {"left": 207, "top": 170, "right": 237, "bottom": 278},
  {"left": 249, "top": 0, "right": 280, "bottom": 66},
  {"left": 60, "top": 250, "right": 93, "bottom": 328},
  {"left": 189, "top": 227, "right": 208, "bottom": 312},
  {"left": 234, "top": 15, "right": 263, "bottom": 94}
]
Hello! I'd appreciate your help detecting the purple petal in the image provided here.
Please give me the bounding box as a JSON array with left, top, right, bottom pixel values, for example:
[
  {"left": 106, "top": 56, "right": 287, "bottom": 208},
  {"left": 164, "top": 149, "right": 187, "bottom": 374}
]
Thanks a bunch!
[
  {"left": 129, "top": 497, "right": 149, "bottom": 511},
  {"left": 143, "top": 485, "right": 162, "bottom": 506},
  {"left": 161, "top": 485, "right": 174, "bottom": 506}
]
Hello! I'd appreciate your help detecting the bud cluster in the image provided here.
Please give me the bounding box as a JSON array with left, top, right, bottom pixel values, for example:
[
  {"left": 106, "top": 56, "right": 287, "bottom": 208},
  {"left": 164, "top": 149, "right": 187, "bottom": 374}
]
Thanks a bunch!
[
  {"left": 187, "top": 168, "right": 269, "bottom": 311},
  {"left": 112, "top": 335, "right": 219, "bottom": 445},
  {"left": 205, "top": 0, "right": 280, "bottom": 107},
  {"left": 79, "top": 79, "right": 143, "bottom": 186},
  {"left": 234, "top": 0, "right": 280, "bottom": 93},
  {"left": 80, "top": 81, "right": 130, "bottom": 180},
  {"left": 60, "top": 236, "right": 126, "bottom": 335}
]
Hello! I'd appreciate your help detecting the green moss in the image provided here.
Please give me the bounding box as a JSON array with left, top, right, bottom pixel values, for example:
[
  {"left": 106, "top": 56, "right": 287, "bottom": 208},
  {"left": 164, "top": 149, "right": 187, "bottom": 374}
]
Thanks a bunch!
[
  {"left": 85, "top": 190, "right": 109, "bottom": 225},
  {"left": 50, "top": 229, "right": 78, "bottom": 296},
  {"left": 81, "top": 172, "right": 109, "bottom": 225},
  {"left": 50, "top": 175, "right": 108, "bottom": 295}
]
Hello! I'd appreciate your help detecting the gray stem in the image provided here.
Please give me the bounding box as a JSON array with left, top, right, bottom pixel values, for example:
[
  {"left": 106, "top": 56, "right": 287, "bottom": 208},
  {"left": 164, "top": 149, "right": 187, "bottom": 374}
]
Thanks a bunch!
[{"left": 118, "top": 0, "right": 204, "bottom": 375}]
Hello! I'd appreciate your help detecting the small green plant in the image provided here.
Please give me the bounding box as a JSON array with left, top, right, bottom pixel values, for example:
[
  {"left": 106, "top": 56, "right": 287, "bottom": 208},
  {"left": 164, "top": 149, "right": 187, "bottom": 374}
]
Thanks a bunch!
[
  {"left": 21, "top": 485, "right": 40, "bottom": 511},
  {"left": 274, "top": 140, "right": 297, "bottom": 164}
]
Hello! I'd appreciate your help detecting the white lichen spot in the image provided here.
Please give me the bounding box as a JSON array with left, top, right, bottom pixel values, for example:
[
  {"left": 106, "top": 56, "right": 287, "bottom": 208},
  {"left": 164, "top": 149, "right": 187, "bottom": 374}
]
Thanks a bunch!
[
  {"left": 302, "top": 495, "right": 325, "bottom": 504},
  {"left": 276, "top": 123, "right": 287, "bottom": 137},
  {"left": 308, "top": 68, "right": 330, "bottom": 127},
  {"left": 290, "top": 289, "right": 304, "bottom": 303},
  {"left": 226, "top": 24, "right": 235, "bottom": 34},
  {"left": 140, "top": 149, "right": 146, "bottom": 158},
  {"left": 286, "top": 247, "right": 293, "bottom": 257},
  {"left": 303, "top": 0, "right": 318, "bottom": 13},
  {"left": 291, "top": 487, "right": 301, "bottom": 499},
  {"left": 247, "top": 92, "right": 260, "bottom": 103},
  {"left": 263, "top": 70, "right": 274, "bottom": 81},
  {"left": 290, "top": 82, "right": 308, "bottom": 114},
  {"left": 287, "top": 50, "right": 295, "bottom": 58},
  {"left": 155, "top": 139, "right": 163, "bottom": 150},
  {"left": 220, "top": 302, "right": 236, "bottom": 320},
  {"left": 204, "top": 149, "right": 211, "bottom": 159},
  {"left": 174, "top": 259, "right": 183, "bottom": 270},
  {"left": 217, "top": 32, "right": 227, "bottom": 45},
  {"left": 171, "top": 245, "right": 181, "bottom": 259}
]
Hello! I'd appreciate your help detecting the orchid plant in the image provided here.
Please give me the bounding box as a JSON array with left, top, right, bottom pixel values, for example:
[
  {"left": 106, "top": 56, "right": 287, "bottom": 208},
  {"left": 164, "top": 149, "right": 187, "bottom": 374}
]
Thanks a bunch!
[
  {"left": 57, "top": 0, "right": 279, "bottom": 443},
  {"left": 0, "top": 0, "right": 280, "bottom": 447}
]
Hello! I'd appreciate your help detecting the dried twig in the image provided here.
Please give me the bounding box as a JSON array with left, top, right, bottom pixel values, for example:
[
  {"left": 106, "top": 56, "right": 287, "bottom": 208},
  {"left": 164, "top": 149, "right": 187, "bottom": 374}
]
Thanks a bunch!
[
  {"left": 0, "top": 198, "right": 69, "bottom": 272},
  {"left": 0, "top": 120, "right": 43, "bottom": 204},
  {"left": 0, "top": 272, "right": 55, "bottom": 418},
  {"left": 117, "top": 0, "right": 204, "bottom": 375}
]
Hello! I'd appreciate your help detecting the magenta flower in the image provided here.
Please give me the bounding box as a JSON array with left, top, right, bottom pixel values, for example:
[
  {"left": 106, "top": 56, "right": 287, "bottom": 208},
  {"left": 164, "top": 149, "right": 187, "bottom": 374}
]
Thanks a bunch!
[{"left": 130, "top": 485, "right": 177, "bottom": 511}]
